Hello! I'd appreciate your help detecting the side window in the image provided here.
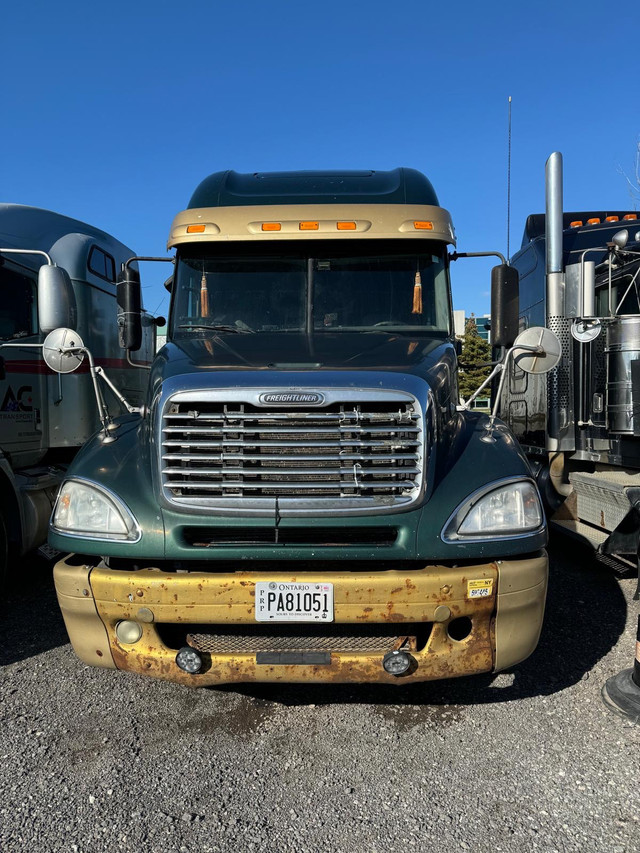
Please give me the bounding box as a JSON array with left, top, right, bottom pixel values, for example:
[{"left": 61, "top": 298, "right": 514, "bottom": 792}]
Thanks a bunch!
[
  {"left": 0, "top": 266, "right": 36, "bottom": 339},
  {"left": 514, "top": 246, "right": 542, "bottom": 314},
  {"left": 88, "top": 246, "right": 116, "bottom": 282}
]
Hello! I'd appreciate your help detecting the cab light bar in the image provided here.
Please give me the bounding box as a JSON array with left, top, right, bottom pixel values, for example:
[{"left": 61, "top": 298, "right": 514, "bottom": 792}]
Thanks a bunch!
[
  {"left": 570, "top": 216, "right": 637, "bottom": 230},
  {"left": 260, "top": 221, "right": 361, "bottom": 232},
  {"left": 413, "top": 221, "right": 434, "bottom": 230},
  {"left": 186, "top": 225, "right": 206, "bottom": 233}
]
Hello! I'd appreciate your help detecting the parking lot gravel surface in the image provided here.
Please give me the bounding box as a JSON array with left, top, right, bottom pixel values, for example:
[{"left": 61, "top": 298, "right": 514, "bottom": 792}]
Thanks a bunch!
[{"left": 1, "top": 542, "right": 639, "bottom": 853}]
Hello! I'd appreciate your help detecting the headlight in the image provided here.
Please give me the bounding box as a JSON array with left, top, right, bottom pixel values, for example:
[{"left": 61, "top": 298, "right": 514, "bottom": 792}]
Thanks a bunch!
[
  {"left": 442, "top": 479, "right": 543, "bottom": 542},
  {"left": 52, "top": 479, "right": 140, "bottom": 541}
]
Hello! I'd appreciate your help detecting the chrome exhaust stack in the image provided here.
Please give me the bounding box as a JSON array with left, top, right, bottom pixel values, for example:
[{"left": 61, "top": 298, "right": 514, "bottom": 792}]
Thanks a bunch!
[{"left": 545, "top": 152, "right": 565, "bottom": 316}]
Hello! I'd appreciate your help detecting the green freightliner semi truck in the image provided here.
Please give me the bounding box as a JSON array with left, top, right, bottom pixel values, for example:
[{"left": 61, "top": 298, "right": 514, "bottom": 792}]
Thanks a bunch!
[{"left": 46, "top": 168, "right": 549, "bottom": 687}]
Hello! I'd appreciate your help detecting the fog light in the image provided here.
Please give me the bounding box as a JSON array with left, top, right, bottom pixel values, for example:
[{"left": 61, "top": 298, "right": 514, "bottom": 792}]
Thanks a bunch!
[
  {"left": 176, "top": 646, "right": 202, "bottom": 675},
  {"left": 382, "top": 650, "right": 414, "bottom": 676},
  {"left": 115, "top": 620, "right": 143, "bottom": 645}
]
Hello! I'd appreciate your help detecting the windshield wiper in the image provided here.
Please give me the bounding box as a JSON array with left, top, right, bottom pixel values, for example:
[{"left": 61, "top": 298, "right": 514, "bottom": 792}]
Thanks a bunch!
[
  {"left": 178, "top": 324, "right": 255, "bottom": 335},
  {"left": 312, "top": 326, "right": 436, "bottom": 336},
  {"left": 363, "top": 327, "right": 437, "bottom": 336}
]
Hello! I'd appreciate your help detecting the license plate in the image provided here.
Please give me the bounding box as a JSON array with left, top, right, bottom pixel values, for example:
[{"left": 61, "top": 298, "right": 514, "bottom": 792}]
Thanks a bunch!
[{"left": 255, "top": 582, "right": 334, "bottom": 622}]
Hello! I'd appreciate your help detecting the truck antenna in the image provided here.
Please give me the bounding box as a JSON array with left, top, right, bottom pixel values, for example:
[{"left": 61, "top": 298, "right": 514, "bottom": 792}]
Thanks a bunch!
[{"left": 507, "top": 96, "right": 512, "bottom": 263}]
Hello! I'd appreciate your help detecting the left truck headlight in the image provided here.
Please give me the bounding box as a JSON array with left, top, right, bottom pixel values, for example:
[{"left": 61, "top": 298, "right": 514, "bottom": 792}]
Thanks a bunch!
[
  {"left": 442, "top": 479, "right": 543, "bottom": 542},
  {"left": 51, "top": 479, "right": 141, "bottom": 541}
]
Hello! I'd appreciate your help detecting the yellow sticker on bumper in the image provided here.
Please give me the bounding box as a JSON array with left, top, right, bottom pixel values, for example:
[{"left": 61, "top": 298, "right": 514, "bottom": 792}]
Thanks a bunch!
[{"left": 467, "top": 578, "right": 494, "bottom": 599}]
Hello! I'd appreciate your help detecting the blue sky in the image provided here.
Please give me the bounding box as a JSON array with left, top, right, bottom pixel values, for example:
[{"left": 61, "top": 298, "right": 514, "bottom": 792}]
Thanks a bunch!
[{"left": 2, "top": 1, "right": 638, "bottom": 321}]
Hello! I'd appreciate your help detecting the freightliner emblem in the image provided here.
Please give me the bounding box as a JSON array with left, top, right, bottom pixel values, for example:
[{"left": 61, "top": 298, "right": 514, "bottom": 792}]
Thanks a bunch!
[{"left": 259, "top": 392, "right": 325, "bottom": 405}]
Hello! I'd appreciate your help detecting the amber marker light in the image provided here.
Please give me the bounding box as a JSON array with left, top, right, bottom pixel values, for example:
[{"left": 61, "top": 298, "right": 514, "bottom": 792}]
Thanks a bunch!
[
  {"left": 337, "top": 221, "right": 356, "bottom": 231},
  {"left": 299, "top": 222, "right": 319, "bottom": 231},
  {"left": 262, "top": 222, "right": 282, "bottom": 231},
  {"left": 570, "top": 221, "right": 583, "bottom": 228},
  {"left": 624, "top": 214, "right": 638, "bottom": 221},
  {"left": 606, "top": 216, "right": 620, "bottom": 222},
  {"left": 587, "top": 218, "right": 601, "bottom": 225},
  {"left": 414, "top": 221, "right": 434, "bottom": 230},
  {"left": 186, "top": 225, "right": 206, "bottom": 233}
]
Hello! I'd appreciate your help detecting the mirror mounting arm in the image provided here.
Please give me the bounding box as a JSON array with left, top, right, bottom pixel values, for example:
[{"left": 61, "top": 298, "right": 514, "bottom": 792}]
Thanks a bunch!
[
  {"left": 93, "top": 366, "right": 140, "bottom": 415},
  {"left": 0, "top": 247, "right": 53, "bottom": 264},
  {"left": 460, "top": 327, "right": 561, "bottom": 444},
  {"left": 449, "top": 251, "right": 508, "bottom": 265},
  {"left": 58, "top": 344, "right": 117, "bottom": 443},
  {"left": 124, "top": 256, "right": 175, "bottom": 269}
]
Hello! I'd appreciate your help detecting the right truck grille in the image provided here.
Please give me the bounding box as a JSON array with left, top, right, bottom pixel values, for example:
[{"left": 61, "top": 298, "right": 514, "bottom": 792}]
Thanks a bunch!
[{"left": 159, "top": 390, "right": 425, "bottom": 516}]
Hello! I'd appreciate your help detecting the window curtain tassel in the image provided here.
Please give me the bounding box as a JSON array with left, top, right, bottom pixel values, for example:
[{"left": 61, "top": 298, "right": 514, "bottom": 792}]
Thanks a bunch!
[{"left": 412, "top": 270, "right": 423, "bottom": 315}]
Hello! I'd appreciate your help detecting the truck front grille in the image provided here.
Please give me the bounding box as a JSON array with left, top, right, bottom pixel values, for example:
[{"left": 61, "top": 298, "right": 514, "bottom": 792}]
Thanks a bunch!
[{"left": 159, "top": 390, "right": 425, "bottom": 517}]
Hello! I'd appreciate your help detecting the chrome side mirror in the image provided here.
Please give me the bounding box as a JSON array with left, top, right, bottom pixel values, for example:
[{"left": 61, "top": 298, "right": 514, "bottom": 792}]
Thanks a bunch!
[
  {"left": 38, "top": 264, "right": 77, "bottom": 333},
  {"left": 611, "top": 229, "right": 629, "bottom": 250}
]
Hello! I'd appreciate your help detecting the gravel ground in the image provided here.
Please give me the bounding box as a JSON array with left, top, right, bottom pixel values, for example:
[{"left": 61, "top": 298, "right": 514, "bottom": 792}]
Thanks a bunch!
[{"left": 1, "top": 542, "right": 639, "bottom": 853}]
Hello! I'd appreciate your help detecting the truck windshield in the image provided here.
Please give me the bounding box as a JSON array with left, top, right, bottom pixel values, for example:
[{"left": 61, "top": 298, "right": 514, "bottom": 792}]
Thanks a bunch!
[{"left": 172, "top": 243, "right": 451, "bottom": 336}]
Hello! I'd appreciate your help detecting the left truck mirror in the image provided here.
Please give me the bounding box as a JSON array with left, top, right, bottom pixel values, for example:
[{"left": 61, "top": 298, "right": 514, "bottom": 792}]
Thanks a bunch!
[
  {"left": 38, "top": 264, "right": 77, "bottom": 333},
  {"left": 116, "top": 266, "right": 143, "bottom": 352}
]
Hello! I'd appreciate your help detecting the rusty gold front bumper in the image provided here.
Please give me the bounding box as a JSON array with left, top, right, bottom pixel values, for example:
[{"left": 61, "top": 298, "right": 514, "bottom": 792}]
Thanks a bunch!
[{"left": 54, "top": 553, "right": 547, "bottom": 686}]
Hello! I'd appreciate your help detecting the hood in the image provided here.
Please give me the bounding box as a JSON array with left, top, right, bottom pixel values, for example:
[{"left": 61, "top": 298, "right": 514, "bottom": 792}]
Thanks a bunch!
[
  {"left": 149, "top": 334, "right": 459, "bottom": 417},
  {"left": 155, "top": 331, "right": 449, "bottom": 375}
]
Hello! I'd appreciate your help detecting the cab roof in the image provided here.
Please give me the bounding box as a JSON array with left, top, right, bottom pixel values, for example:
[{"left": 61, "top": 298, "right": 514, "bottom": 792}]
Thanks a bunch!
[
  {"left": 521, "top": 211, "right": 638, "bottom": 248},
  {"left": 187, "top": 168, "right": 440, "bottom": 209}
]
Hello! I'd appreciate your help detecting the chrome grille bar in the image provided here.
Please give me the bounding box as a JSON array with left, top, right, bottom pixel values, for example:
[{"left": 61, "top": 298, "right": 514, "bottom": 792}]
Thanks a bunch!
[
  {"left": 163, "top": 438, "right": 420, "bottom": 448},
  {"left": 162, "top": 466, "right": 420, "bottom": 476},
  {"left": 165, "top": 411, "right": 420, "bottom": 423},
  {"left": 163, "top": 425, "right": 420, "bottom": 435},
  {"left": 171, "top": 480, "right": 417, "bottom": 491},
  {"left": 163, "top": 452, "right": 418, "bottom": 462}
]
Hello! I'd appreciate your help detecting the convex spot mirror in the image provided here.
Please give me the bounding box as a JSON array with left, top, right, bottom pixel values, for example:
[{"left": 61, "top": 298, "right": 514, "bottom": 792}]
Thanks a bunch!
[
  {"left": 42, "top": 328, "right": 85, "bottom": 374},
  {"left": 512, "top": 327, "right": 561, "bottom": 375},
  {"left": 491, "top": 264, "right": 519, "bottom": 348},
  {"left": 38, "top": 265, "right": 77, "bottom": 333}
]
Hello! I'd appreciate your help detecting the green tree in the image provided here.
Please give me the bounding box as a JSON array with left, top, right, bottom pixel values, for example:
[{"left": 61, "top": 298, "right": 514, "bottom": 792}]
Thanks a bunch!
[{"left": 459, "top": 316, "right": 492, "bottom": 400}]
